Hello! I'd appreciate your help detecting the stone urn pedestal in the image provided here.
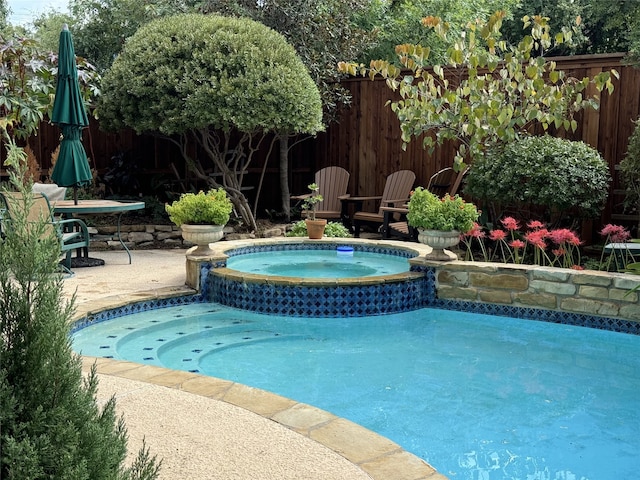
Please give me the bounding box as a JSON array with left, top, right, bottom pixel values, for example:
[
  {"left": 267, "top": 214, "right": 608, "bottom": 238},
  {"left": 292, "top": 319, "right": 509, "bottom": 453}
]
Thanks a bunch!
[
  {"left": 418, "top": 229, "right": 460, "bottom": 261},
  {"left": 181, "top": 224, "right": 225, "bottom": 255}
]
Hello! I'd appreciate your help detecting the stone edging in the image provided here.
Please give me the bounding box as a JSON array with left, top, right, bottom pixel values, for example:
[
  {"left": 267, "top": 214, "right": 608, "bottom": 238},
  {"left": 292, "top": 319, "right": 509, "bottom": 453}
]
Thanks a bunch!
[
  {"left": 424, "top": 260, "right": 640, "bottom": 323},
  {"left": 81, "top": 357, "right": 446, "bottom": 480}
]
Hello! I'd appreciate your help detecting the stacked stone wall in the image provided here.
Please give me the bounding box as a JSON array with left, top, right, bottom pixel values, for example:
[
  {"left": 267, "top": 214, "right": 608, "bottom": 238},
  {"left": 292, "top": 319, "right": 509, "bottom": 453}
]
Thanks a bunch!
[
  {"left": 87, "top": 224, "right": 287, "bottom": 250},
  {"left": 88, "top": 224, "right": 184, "bottom": 250},
  {"left": 433, "top": 261, "right": 640, "bottom": 322}
]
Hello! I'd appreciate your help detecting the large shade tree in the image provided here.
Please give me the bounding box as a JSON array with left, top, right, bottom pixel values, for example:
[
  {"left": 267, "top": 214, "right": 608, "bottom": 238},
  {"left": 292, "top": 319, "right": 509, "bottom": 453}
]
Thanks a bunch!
[
  {"left": 356, "top": 0, "right": 520, "bottom": 63},
  {"left": 98, "top": 14, "right": 323, "bottom": 231}
]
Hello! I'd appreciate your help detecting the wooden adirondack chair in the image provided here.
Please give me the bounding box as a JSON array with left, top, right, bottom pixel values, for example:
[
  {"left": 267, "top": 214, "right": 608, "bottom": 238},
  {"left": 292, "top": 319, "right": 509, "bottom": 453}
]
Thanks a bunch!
[
  {"left": 341, "top": 170, "right": 416, "bottom": 237},
  {"left": 292, "top": 166, "right": 350, "bottom": 220},
  {"left": 0, "top": 191, "right": 90, "bottom": 271},
  {"left": 426, "top": 167, "right": 456, "bottom": 197}
]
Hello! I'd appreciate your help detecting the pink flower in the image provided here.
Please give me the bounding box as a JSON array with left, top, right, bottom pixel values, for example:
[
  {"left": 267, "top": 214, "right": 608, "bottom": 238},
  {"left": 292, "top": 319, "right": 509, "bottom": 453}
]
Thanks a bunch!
[
  {"left": 525, "top": 230, "right": 547, "bottom": 250},
  {"left": 509, "top": 239, "right": 525, "bottom": 249},
  {"left": 464, "top": 222, "right": 485, "bottom": 239},
  {"left": 552, "top": 248, "right": 565, "bottom": 257},
  {"left": 600, "top": 224, "right": 631, "bottom": 243},
  {"left": 527, "top": 220, "right": 545, "bottom": 230},
  {"left": 571, "top": 265, "right": 585, "bottom": 270},
  {"left": 500, "top": 217, "right": 520, "bottom": 231},
  {"left": 548, "top": 228, "right": 581, "bottom": 246},
  {"left": 600, "top": 224, "right": 622, "bottom": 236},
  {"left": 489, "top": 229, "right": 507, "bottom": 241}
]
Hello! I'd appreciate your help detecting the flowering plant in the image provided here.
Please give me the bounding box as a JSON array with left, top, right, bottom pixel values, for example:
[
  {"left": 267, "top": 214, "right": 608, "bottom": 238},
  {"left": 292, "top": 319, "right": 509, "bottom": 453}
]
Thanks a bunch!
[
  {"left": 407, "top": 187, "right": 478, "bottom": 233},
  {"left": 598, "top": 224, "right": 637, "bottom": 271},
  {"left": 165, "top": 188, "right": 233, "bottom": 226},
  {"left": 462, "top": 217, "right": 583, "bottom": 269}
]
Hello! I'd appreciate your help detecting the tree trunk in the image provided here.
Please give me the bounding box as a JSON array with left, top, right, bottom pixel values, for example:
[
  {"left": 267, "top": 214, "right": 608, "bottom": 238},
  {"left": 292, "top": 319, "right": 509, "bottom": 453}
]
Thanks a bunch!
[
  {"left": 279, "top": 135, "right": 291, "bottom": 221},
  {"left": 172, "top": 130, "right": 259, "bottom": 232}
]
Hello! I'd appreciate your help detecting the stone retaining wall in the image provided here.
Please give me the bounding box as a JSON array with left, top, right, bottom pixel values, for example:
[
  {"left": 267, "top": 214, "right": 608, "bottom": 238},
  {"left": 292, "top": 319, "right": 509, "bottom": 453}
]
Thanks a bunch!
[
  {"left": 87, "top": 224, "right": 185, "bottom": 250},
  {"left": 87, "top": 224, "right": 287, "bottom": 250},
  {"left": 430, "top": 260, "right": 640, "bottom": 322}
]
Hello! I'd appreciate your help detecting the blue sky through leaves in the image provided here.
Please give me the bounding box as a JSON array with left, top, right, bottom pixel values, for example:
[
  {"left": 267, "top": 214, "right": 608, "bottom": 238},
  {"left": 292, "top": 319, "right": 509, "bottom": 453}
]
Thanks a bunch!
[{"left": 8, "top": 0, "right": 68, "bottom": 26}]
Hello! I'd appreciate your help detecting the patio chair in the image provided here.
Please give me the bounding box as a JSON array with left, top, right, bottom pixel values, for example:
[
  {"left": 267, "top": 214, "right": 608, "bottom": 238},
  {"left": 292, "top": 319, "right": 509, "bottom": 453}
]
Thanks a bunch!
[
  {"left": 342, "top": 170, "right": 416, "bottom": 237},
  {"left": 291, "top": 166, "right": 350, "bottom": 220},
  {"left": 426, "top": 167, "right": 456, "bottom": 197},
  {"left": 33, "top": 182, "right": 67, "bottom": 202},
  {"left": 0, "top": 191, "right": 90, "bottom": 272}
]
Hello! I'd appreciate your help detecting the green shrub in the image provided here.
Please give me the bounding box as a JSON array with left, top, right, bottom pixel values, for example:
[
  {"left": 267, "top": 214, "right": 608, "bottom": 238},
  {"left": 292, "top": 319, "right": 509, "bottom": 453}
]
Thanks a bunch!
[
  {"left": 465, "top": 135, "right": 611, "bottom": 220},
  {"left": 619, "top": 117, "right": 640, "bottom": 223},
  {"left": 407, "top": 188, "right": 479, "bottom": 232},
  {"left": 0, "top": 162, "right": 160, "bottom": 479},
  {"left": 286, "top": 220, "right": 351, "bottom": 237},
  {"left": 99, "top": 13, "right": 323, "bottom": 232},
  {"left": 165, "top": 188, "right": 233, "bottom": 226}
]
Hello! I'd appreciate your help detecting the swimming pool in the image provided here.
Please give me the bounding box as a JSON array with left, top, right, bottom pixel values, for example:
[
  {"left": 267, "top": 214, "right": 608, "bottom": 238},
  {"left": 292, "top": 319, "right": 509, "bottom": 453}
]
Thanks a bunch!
[{"left": 72, "top": 303, "right": 640, "bottom": 480}]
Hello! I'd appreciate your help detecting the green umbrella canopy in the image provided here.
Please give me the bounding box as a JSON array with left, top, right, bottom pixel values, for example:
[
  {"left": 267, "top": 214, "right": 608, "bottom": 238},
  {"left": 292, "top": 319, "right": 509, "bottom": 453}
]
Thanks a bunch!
[{"left": 51, "top": 24, "right": 92, "bottom": 194}]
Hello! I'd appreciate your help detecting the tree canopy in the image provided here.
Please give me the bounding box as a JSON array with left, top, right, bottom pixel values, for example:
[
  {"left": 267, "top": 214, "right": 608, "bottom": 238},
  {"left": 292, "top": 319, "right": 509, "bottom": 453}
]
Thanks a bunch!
[
  {"left": 99, "top": 13, "right": 323, "bottom": 230},
  {"left": 100, "top": 14, "right": 322, "bottom": 135},
  {"left": 340, "top": 12, "right": 618, "bottom": 170},
  {"left": 356, "top": 0, "right": 520, "bottom": 63}
]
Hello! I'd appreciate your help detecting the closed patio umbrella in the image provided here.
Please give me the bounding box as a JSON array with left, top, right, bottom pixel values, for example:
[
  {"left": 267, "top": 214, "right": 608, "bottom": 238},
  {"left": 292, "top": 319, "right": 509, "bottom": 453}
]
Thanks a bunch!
[{"left": 50, "top": 24, "right": 92, "bottom": 204}]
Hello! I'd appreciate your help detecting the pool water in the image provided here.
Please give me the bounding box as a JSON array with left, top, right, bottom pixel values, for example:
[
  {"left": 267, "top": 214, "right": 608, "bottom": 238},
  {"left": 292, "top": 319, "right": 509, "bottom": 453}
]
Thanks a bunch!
[
  {"left": 72, "top": 304, "right": 640, "bottom": 480},
  {"left": 225, "top": 248, "right": 410, "bottom": 278}
]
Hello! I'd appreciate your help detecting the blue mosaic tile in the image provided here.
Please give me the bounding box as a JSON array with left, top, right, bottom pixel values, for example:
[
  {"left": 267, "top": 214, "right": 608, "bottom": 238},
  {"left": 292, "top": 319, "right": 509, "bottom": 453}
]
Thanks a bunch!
[
  {"left": 432, "top": 297, "right": 640, "bottom": 335},
  {"left": 208, "top": 272, "right": 429, "bottom": 317},
  {"left": 224, "top": 243, "right": 416, "bottom": 260},
  {"left": 70, "top": 293, "right": 204, "bottom": 334}
]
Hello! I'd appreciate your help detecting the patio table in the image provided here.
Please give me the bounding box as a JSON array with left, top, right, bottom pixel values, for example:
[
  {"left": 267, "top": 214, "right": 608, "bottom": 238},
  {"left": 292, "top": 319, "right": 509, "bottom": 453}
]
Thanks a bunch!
[{"left": 52, "top": 199, "right": 145, "bottom": 265}]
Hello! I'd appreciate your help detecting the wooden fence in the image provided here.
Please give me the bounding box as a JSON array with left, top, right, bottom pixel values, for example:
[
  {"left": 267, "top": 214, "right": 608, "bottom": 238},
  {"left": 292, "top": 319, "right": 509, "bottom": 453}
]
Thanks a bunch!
[{"left": 6, "top": 53, "right": 640, "bottom": 235}]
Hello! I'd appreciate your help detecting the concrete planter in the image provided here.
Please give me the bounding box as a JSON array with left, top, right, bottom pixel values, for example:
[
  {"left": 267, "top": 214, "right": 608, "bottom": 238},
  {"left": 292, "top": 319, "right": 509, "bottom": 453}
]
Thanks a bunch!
[
  {"left": 418, "top": 229, "right": 460, "bottom": 261},
  {"left": 180, "top": 224, "right": 225, "bottom": 255}
]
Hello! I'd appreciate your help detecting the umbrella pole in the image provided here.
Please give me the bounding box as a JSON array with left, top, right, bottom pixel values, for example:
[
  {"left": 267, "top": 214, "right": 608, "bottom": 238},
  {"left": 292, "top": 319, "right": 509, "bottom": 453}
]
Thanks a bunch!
[{"left": 74, "top": 186, "right": 79, "bottom": 205}]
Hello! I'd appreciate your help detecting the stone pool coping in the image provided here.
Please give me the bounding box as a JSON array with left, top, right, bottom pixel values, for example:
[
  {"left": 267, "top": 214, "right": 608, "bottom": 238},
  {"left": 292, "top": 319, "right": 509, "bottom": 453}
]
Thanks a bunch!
[
  {"left": 184, "top": 237, "right": 438, "bottom": 290},
  {"left": 81, "top": 356, "right": 445, "bottom": 480}
]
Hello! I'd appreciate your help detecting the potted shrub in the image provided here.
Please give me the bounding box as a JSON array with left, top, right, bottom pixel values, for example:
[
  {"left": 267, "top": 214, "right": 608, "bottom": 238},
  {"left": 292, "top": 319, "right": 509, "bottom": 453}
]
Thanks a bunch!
[
  {"left": 165, "top": 188, "right": 233, "bottom": 254},
  {"left": 301, "top": 183, "right": 327, "bottom": 239},
  {"left": 407, "top": 187, "right": 479, "bottom": 260},
  {"left": 287, "top": 220, "right": 351, "bottom": 238}
]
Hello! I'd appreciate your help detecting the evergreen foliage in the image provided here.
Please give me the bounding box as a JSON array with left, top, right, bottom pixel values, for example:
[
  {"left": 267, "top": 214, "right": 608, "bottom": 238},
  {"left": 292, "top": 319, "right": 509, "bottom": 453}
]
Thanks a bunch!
[
  {"left": 165, "top": 188, "right": 233, "bottom": 226},
  {"left": 0, "top": 161, "right": 160, "bottom": 479},
  {"left": 99, "top": 13, "right": 323, "bottom": 232},
  {"left": 464, "top": 135, "right": 610, "bottom": 222},
  {"left": 619, "top": 117, "right": 640, "bottom": 231}
]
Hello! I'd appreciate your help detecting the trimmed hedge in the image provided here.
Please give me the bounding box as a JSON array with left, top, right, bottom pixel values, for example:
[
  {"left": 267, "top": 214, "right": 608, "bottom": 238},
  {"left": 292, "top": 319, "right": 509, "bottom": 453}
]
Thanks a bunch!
[{"left": 465, "top": 135, "right": 610, "bottom": 219}]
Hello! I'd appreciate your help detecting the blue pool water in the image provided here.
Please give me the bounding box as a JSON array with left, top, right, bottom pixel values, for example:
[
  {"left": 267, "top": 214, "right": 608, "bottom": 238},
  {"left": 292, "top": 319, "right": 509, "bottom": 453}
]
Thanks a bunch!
[
  {"left": 72, "top": 304, "right": 640, "bottom": 479},
  {"left": 225, "top": 248, "right": 409, "bottom": 278}
]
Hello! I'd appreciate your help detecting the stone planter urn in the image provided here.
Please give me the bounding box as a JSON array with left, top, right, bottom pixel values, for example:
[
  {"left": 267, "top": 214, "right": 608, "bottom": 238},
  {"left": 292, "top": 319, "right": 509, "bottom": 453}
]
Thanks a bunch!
[
  {"left": 181, "top": 224, "right": 225, "bottom": 255},
  {"left": 418, "top": 229, "right": 460, "bottom": 261}
]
